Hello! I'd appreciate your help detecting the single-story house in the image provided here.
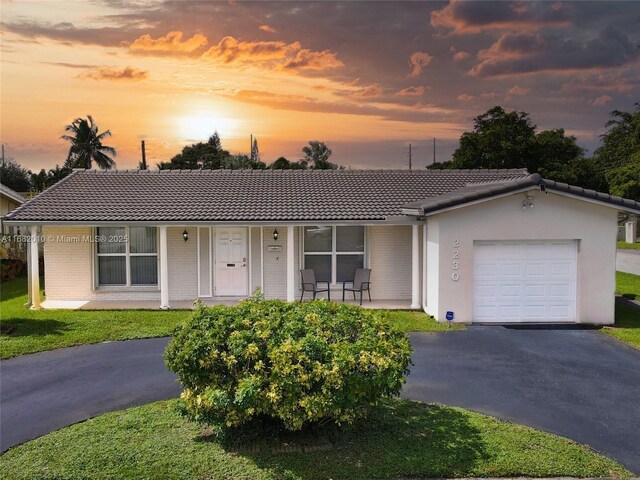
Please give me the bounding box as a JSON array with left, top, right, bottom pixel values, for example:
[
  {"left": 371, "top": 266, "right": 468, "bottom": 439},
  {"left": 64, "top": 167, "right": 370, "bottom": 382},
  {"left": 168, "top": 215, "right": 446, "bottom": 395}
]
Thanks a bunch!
[{"left": 4, "top": 168, "right": 639, "bottom": 324}]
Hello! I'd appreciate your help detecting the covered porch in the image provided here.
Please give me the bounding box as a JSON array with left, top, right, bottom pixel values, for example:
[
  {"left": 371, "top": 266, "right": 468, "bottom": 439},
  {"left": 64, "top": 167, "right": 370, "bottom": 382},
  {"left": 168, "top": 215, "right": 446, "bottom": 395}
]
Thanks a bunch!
[{"left": 40, "top": 298, "right": 415, "bottom": 310}]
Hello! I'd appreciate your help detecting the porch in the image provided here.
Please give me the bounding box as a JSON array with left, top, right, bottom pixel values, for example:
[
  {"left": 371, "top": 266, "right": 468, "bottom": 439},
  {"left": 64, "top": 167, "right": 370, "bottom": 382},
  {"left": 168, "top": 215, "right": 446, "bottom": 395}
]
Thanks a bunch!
[{"left": 40, "top": 298, "right": 416, "bottom": 310}]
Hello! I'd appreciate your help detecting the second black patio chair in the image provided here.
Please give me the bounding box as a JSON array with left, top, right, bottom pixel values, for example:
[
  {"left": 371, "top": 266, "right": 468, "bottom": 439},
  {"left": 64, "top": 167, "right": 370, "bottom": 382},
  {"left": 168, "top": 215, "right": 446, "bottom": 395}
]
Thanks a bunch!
[
  {"left": 299, "top": 268, "right": 331, "bottom": 302},
  {"left": 342, "top": 268, "right": 372, "bottom": 305}
]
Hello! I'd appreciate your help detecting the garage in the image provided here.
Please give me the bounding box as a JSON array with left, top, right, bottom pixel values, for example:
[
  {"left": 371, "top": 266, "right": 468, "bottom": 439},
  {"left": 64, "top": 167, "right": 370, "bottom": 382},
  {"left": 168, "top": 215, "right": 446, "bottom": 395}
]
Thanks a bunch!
[{"left": 473, "top": 240, "right": 577, "bottom": 323}]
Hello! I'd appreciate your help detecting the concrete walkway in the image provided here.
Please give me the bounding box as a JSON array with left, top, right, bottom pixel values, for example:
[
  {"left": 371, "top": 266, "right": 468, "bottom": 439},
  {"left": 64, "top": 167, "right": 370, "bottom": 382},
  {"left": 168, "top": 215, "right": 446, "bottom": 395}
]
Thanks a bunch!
[
  {"left": 617, "top": 248, "right": 640, "bottom": 275},
  {"left": 2, "top": 329, "right": 639, "bottom": 474}
]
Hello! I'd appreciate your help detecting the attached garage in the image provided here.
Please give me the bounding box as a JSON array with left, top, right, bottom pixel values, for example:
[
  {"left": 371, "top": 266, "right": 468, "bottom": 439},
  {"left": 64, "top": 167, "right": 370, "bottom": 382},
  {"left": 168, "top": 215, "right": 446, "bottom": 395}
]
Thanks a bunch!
[
  {"left": 472, "top": 240, "right": 577, "bottom": 323},
  {"left": 404, "top": 173, "right": 640, "bottom": 325}
]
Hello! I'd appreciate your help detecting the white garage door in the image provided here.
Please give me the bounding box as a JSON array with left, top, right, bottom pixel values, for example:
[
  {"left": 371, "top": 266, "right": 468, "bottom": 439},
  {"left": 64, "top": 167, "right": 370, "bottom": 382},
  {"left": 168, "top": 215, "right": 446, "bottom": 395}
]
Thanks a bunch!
[{"left": 473, "top": 240, "right": 577, "bottom": 323}]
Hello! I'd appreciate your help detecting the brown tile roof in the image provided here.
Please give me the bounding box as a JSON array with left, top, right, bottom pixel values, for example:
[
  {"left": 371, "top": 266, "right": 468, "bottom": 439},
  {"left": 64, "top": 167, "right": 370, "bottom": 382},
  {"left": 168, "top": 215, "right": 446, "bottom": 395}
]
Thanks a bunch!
[
  {"left": 3, "top": 168, "right": 530, "bottom": 223},
  {"left": 402, "top": 173, "right": 640, "bottom": 215}
]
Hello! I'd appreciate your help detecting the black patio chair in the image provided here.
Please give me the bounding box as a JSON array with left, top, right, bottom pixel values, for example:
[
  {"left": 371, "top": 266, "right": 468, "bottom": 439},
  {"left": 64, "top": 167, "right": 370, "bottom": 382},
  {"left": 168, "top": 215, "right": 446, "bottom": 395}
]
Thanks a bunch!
[
  {"left": 342, "top": 268, "right": 372, "bottom": 305},
  {"left": 299, "top": 269, "right": 331, "bottom": 302}
]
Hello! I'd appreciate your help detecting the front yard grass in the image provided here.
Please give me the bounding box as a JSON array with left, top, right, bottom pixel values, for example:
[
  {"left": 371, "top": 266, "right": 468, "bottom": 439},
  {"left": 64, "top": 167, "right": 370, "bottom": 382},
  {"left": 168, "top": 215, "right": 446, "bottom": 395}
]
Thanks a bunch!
[
  {"left": 617, "top": 240, "right": 640, "bottom": 250},
  {"left": 601, "top": 272, "right": 640, "bottom": 349},
  {"left": 0, "top": 398, "right": 631, "bottom": 479},
  {"left": 0, "top": 277, "right": 447, "bottom": 359},
  {"left": 0, "top": 277, "right": 190, "bottom": 359}
]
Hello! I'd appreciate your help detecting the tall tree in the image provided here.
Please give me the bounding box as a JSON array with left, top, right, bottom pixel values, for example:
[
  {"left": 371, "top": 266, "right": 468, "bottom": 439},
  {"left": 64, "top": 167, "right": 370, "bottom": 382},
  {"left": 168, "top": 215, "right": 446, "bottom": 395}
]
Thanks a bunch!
[
  {"left": 30, "top": 164, "right": 72, "bottom": 193},
  {"left": 594, "top": 103, "right": 640, "bottom": 201},
  {"left": 301, "top": 141, "right": 336, "bottom": 169},
  {"left": 451, "top": 106, "right": 537, "bottom": 170},
  {"left": 61, "top": 115, "right": 116, "bottom": 169},
  {"left": 444, "top": 106, "right": 607, "bottom": 191},
  {"left": 158, "top": 132, "right": 230, "bottom": 170},
  {"left": 0, "top": 158, "right": 31, "bottom": 192},
  {"left": 251, "top": 138, "right": 260, "bottom": 163}
]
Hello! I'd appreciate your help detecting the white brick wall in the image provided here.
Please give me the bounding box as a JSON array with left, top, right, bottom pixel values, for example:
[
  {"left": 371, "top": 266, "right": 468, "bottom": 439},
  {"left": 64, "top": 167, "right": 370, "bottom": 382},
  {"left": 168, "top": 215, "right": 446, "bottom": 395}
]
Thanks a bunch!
[{"left": 43, "top": 226, "right": 94, "bottom": 300}]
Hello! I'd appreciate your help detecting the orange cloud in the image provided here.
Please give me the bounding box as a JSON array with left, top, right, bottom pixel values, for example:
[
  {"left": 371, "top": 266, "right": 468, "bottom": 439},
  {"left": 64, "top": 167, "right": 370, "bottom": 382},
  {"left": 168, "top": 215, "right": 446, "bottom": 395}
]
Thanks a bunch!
[
  {"left": 204, "top": 36, "right": 301, "bottom": 63},
  {"left": 453, "top": 51, "right": 471, "bottom": 61},
  {"left": 457, "top": 93, "right": 475, "bottom": 101},
  {"left": 79, "top": 66, "right": 148, "bottom": 81},
  {"left": 395, "top": 86, "right": 426, "bottom": 96},
  {"left": 280, "top": 48, "right": 344, "bottom": 71},
  {"left": 409, "top": 51, "right": 432, "bottom": 77},
  {"left": 259, "top": 24, "right": 277, "bottom": 33},
  {"left": 431, "top": 0, "right": 571, "bottom": 34},
  {"left": 129, "top": 31, "right": 208, "bottom": 55},
  {"left": 350, "top": 84, "right": 382, "bottom": 99}
]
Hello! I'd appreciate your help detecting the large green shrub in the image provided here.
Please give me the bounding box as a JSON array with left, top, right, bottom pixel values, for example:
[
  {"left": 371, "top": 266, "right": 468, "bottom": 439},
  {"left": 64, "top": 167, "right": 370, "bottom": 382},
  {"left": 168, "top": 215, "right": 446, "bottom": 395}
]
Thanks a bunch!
[{"left": 164, "top": 298, "right": 412, "bottom": 434}]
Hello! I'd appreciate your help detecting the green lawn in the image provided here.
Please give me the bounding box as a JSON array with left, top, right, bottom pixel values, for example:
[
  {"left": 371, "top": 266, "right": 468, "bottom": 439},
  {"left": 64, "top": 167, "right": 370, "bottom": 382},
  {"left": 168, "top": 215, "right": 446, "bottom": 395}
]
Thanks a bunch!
[
  {"left": 617, "top": 240, "right": 640, "bottom": 250},
  {"left": 0, "top": 399, "right": 630, "bottom": 480},
  {"left": 602, "top": 271, "right": 640, "bottom": 349},
  {"left": 616, "top": 271, "right": 640, "bottom": 300},
  {"left": 0, "top": 277, "right": 190, "bottom": 359},
  {"left": 0, "top": 277, "right": 449, "bottom": 359}
]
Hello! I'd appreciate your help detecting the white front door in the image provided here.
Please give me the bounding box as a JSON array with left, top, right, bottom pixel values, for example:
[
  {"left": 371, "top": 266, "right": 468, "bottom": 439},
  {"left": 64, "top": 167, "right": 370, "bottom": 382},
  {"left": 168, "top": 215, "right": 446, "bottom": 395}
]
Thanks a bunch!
[
  {"left": 473, "top": 240, "right": 577, "bottom": 323},
  {"left": 214, "top": 228, "right": 248, "bottom": 296}
]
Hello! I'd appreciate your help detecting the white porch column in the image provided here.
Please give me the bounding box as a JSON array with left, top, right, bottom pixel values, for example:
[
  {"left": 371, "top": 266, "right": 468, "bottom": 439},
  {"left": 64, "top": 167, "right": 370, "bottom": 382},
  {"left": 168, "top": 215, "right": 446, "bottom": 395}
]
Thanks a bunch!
[
  {"left": 626, "top": 220, "right": 637, "bottom": 244},
  {"left": 29, "top": 225, "right": 41, "bottom": 309},
  {"left": 422, "top": 223, "right": 427, "bottom": 310},
  {"left": 159, "top": 226, "right": 170, "bottom": 309},
  {"left": 411, "top": 224, "right": 420, "bottom": 309},
  {"left": 286, "top": 226, "right": 295, "bottom": 302}
]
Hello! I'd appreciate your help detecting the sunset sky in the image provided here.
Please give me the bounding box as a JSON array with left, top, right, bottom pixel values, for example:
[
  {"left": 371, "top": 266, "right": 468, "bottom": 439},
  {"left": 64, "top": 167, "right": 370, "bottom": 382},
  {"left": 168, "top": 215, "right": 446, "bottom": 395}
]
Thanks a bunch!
[{"left": 1, "top": 0, "right": 638, "bottom": 171}]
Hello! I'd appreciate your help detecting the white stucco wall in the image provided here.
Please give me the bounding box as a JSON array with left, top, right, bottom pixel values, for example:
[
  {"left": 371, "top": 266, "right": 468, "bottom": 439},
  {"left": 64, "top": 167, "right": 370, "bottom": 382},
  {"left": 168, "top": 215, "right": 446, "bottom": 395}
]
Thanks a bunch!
[{"left": 425, "top": 190, "right": 619, "bottom": 324}]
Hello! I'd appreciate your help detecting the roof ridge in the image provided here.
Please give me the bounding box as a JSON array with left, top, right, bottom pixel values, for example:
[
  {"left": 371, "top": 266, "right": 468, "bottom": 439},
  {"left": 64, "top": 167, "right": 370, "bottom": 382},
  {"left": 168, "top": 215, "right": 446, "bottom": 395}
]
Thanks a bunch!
[{"left": 73, "top": 167, "right": 530, "bottom": 175}]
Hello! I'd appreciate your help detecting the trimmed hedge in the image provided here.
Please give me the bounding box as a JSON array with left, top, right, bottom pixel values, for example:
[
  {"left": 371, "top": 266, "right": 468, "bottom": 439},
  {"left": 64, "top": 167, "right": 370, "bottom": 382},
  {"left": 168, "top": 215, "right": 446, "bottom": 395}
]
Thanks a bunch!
[{"left": 164, "top": 297, "right": 412, "bottom": 435}]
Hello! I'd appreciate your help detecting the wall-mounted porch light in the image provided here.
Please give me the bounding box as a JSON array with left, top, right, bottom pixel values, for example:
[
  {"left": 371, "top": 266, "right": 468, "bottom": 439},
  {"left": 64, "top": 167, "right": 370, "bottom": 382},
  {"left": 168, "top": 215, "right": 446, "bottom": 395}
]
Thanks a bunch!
[
  {"left": 182, "top": 229, "right": 189, "bottom": 242},
  {"left": 273, "top": 229, "right": 279, "bottom": 241}
]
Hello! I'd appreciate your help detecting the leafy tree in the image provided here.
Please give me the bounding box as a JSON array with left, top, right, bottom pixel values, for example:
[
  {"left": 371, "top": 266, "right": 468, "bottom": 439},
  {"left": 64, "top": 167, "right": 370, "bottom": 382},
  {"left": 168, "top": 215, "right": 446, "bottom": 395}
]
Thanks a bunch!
[
  {"left": 61, "top": 115, "right": 116, "bottom": 169},
  {"left": 158, "top": 132, "right": 230, "bottom": 170},
  {"left": 446, "top": 106, "right": 607, "bottom": 191},
  {"left": 451, "top": 106, "right": 538, "bottom": 170},
  {"left": 594, "top": 104, "right": 640, "bottom": 201},
  {"left": 0, "top": 158, "right": 31, "bottom": 192},
  {"left": 270, "top": 156, "right": 308, "bottom": 170},
  {"left": 30, "top": 164, "right": 72, "bottom": 193},
  {"left": 301, "top": 141, "right": 337, "bottom": 169},
  {"left": 221, "top": 154, "right": 266, "bottom": 170}
]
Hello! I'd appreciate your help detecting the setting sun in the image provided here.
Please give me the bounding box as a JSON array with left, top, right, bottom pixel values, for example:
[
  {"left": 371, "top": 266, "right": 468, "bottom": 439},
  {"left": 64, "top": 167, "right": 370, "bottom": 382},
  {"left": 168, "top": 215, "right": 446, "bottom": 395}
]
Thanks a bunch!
[{"left": 177, "top": 114, "right": 242, "bottom": 142}]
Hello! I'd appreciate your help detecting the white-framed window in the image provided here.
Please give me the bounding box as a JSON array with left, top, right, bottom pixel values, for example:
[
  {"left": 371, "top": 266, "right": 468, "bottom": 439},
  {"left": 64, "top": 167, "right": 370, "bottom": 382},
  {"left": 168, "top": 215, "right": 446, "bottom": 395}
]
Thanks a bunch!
[
  {"left": 96, "top": 227, "right": 158, "bottom": 286},
  {"left": 303, "top": 226, "right": 365, "bottom": 284}
]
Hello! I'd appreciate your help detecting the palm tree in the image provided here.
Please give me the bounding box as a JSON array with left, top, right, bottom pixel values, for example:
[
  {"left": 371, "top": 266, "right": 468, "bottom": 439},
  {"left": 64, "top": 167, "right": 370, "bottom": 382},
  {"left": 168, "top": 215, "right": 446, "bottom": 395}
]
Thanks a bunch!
[{"left": 61, "top": 115, "right": 116, "bottom": 169}]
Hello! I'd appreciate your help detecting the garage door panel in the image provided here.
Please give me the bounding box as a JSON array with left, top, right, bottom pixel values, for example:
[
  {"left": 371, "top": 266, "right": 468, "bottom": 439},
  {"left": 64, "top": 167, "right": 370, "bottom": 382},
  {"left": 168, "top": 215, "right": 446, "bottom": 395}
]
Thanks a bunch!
[{"left": 473, "top": 240, "right": 577, "bottom": 323}]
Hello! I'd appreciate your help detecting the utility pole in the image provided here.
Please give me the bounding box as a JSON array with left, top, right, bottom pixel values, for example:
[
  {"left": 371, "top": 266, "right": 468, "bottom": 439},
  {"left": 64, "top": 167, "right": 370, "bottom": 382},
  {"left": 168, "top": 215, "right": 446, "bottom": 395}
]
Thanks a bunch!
[
  {"left": 250, "top": 134, "right": 253, "bottom": 161},
  {"left": 140, "top": 140, "right": 147, "bottom": 170},
  {"left": 408, "top": 143, "right": 412, "bottom": 171},
  {"left": 433, "top": 137, "right": 436, "bottom": 165},
  {"left": 1, "top": 144, "right": 4, "bottom": 167}
]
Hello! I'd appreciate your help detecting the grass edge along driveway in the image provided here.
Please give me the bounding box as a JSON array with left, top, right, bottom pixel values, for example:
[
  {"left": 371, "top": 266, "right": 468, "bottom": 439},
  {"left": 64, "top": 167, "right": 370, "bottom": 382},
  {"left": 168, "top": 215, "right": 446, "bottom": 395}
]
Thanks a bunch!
[
  {"left": 0, "top": 398, "right": 632, "bottom": 479},
  {"left": 0, "top": 276, "right": 451, "bottom": 359}
]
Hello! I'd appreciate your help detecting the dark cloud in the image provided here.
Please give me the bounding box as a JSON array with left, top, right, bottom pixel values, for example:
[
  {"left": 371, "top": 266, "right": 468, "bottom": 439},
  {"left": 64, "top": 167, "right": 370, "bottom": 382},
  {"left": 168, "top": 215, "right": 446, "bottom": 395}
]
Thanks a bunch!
[
  {"left": 470, "top": 27, "right": 638, "bottom": 77},
  {"left": 431, "top": 0, "right": 572, "bottom": 34},
  {"left": 1, "top": 20, "right": 142, "bottom": 46}
]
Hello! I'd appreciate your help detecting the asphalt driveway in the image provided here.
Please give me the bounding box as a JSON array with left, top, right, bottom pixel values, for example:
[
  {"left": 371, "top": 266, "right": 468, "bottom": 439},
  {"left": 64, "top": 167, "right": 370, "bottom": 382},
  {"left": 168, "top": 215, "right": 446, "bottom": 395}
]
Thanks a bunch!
[
  {"left": 404, "top": 326, "right": 640, "bottom": 474},
  {"left": 1, "top": 328, "right": 639, "bottom": 473}
]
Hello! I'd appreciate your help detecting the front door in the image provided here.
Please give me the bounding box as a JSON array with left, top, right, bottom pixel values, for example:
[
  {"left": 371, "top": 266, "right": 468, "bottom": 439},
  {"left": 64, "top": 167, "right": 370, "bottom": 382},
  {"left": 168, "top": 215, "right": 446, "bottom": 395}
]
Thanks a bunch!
[{"left": 215, "top": 228, "right": 248, "bottom": 296}]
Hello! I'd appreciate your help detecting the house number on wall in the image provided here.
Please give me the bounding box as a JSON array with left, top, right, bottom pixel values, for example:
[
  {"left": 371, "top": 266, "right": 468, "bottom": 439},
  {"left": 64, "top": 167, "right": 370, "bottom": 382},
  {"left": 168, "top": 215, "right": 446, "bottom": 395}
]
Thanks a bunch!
[{"left": 452, "top": 239, "right": 460, "bottom": 281}]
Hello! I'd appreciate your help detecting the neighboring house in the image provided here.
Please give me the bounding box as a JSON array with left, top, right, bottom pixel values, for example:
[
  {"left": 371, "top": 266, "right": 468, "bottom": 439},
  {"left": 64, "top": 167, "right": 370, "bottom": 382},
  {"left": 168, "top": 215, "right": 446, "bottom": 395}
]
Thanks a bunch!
[
  {"left": 3, "top": 168, "right": 639, "bottom": 324},
  {"left": 1, "top": 184, "right": 25, "bottom": 235},
  {"left": 1, "top": 184, "right": 26, "bottom": 259}
]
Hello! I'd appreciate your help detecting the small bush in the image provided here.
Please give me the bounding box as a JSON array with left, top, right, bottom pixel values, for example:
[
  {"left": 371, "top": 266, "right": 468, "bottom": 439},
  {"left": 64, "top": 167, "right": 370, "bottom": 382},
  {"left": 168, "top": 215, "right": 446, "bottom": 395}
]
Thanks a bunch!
[
  {"left": 164, "top": 298, "right": 412, "bottom": 435},
  {"left": 0, "top": 258, "right": 27, "bottom": 282}
]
